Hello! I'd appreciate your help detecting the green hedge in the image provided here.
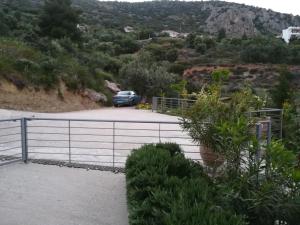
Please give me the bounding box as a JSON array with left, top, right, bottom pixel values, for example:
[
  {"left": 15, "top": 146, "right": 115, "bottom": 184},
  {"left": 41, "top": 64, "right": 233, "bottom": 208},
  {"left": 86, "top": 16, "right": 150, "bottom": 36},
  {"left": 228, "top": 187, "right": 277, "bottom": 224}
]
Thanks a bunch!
[{"left": 125, "top": 143, "right": 246, "bottom": 225}]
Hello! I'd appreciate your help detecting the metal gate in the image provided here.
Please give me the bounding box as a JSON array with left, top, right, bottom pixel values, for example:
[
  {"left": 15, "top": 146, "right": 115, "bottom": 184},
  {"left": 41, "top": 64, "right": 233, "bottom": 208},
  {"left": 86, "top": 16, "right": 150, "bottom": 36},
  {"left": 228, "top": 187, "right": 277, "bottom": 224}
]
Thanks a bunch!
[{"left": 0, "top": 117, "right": 276, "bottom": 169}]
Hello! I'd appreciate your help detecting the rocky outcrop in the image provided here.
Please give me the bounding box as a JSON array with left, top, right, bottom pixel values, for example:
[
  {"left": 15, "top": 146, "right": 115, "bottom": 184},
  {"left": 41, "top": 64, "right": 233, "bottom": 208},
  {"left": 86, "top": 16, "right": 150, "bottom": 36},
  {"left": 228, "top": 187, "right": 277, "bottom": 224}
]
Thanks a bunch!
[
  {"left": 202, "top": 4, "right": 300, "bottom": 37},
  {"left": 105, "top": 80, "right": 121, "bottom": 93},
  {"left": 72, "top": 1, "right": 300, "bottom": 38},
  {"left": 82, "top": 89, "right": 107, "bottom": 103}
]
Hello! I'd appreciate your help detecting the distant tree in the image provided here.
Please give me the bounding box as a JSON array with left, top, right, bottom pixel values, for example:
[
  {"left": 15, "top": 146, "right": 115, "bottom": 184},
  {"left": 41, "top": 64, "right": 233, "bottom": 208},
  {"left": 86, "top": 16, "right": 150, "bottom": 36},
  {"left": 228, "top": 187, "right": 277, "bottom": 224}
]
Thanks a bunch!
[
  {"left": 241, "top": 38, "right": 288, "bottom": 64},
  {"left": 270, "top": 66, "right": 293, "bottom": 108},
  {"left": 195, "top": 42, "right": 207, "bottom": 54},
  {"left": 120, "top": 53, "right": 176, "bottom": 98},
  {"left": 137, "top": 28, "right": 155, "bottom": 40},
  {"left": 203, "top": 38, "right": 216, "bottom": 49},
  {"left": 186, "top": 33, "right": 196, "bottom": 48},
  {"left": 217, "top": 28, "right": 226, "bottom": 41},
  {"left": 38, "top": 0, "right": 81, "bottom": 41},
  {"left": 194, "top": 37, "right": 206, "bottom": 53},
  {"left": 165, "top": 48, "right": 178, "bottom": 62}
]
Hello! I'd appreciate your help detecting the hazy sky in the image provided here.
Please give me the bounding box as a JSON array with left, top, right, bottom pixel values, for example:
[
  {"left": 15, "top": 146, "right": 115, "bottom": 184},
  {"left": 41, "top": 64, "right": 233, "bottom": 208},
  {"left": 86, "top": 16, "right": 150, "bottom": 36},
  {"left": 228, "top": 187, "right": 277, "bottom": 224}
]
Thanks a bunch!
[{"left": 98, "top": 0, "right": 300, "bottom": 16}]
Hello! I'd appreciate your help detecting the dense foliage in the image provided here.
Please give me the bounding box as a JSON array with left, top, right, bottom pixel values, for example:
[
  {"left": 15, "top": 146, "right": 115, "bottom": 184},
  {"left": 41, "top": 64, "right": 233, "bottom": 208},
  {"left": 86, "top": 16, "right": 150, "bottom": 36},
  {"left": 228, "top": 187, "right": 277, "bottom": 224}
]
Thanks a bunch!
[
  {"left": 186, "top": 35, "right": 300, "bottom": 64},
  {"left": 126, "top": 143, "right": 247, "bottom": 225},
  {"left": 126, "top": 143, "right": 300, "bottom": 225},
  {"left": 269, "top": 67, "right": 300, "bottom": 156}
]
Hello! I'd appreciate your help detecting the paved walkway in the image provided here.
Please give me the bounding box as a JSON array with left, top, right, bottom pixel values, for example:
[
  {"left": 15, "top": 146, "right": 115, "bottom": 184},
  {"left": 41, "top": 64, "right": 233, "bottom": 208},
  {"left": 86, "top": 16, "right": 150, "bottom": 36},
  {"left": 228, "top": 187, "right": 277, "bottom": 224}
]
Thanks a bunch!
[{"left": 0, "top": 162, "right": 128, "bottom": 225}]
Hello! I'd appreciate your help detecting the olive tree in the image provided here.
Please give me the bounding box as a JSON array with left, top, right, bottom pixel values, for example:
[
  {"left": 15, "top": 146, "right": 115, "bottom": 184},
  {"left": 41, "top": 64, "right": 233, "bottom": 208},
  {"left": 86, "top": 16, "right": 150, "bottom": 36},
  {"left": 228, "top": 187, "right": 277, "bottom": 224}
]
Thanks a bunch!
[{"left": 119, "top": 53, "right": 176, "bottom": 98}]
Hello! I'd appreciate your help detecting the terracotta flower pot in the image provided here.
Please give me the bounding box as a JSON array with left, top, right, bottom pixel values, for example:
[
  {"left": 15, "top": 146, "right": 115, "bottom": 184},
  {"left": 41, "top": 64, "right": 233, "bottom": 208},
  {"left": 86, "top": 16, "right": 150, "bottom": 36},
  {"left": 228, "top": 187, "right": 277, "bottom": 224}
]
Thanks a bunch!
[{"left": 200, "top": 145, "right": 224, "bottom": 168}]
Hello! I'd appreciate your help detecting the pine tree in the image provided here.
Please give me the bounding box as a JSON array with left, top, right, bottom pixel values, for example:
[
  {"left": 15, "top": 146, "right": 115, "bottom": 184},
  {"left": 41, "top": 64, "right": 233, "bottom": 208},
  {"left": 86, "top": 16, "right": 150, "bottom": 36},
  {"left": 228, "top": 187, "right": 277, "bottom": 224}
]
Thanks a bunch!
[{"left": 38, "top": 0, "right": 81, "bottom": 41}]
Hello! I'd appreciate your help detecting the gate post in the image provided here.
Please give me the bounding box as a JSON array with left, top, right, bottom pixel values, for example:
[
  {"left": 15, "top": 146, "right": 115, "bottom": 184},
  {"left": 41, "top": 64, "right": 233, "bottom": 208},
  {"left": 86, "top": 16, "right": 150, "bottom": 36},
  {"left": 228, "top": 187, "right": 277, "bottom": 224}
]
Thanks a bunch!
[
  {"left": 266, "top": 119, "right": 272, "bottom": 145},
  {"left": 255, "top": 123, "right": 262, "bottom": 162},
  {"left": 152, "top": 97, "right": 157, "bottom": 112},
  {"left": 21, "top": 118, "right": 28, "bottom": 163}
]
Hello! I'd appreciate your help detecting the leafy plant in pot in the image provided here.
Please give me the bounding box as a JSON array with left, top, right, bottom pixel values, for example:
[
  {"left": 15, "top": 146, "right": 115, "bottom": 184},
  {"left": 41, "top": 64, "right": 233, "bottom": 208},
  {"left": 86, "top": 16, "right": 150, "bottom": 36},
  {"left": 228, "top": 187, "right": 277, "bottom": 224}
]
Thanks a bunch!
[
  {"left": 181, "top": 85, "right": 227, "bottom": 168},
  {"left": 181, "top": 69, "right": 230, "bottom": 168},
  {"left": 181, "top": 70, "right": 264, "bottom": 169}
]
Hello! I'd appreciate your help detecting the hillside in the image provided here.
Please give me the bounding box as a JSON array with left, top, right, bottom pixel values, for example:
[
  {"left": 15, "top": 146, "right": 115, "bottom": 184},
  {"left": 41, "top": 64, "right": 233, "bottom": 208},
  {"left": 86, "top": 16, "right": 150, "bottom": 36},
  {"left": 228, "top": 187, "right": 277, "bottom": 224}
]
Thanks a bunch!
[
  {"left": 75, "top": 0, "right": 300, "bottom": 37},
  {"left": 2, "top": 0, "right": 300, "bottom": 37},
  {"left": 0, "top": 0, "right": 300, "bottom": 112}
]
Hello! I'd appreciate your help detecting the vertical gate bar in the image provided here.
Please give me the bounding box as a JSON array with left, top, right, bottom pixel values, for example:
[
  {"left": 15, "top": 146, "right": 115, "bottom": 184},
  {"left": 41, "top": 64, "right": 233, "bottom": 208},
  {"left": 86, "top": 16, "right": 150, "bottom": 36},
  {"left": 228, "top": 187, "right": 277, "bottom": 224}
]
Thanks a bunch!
[
  {"left": 152, "top": 97, "right": 155, "bottom": 112},
  {"left": 159, "top": 123, "right": 161, "bottom": 143},
  {"left": 113, "top": 122, "right": 115, "bottom": 169},
  {"left": 68, "top": 120, "right": 71, "bottom": 164},
  {"left": 21, "top": 118, "right": 28, "bottom": 163},
  {"left": 280, "top": 109, "right": 283, "bottom": 139}
]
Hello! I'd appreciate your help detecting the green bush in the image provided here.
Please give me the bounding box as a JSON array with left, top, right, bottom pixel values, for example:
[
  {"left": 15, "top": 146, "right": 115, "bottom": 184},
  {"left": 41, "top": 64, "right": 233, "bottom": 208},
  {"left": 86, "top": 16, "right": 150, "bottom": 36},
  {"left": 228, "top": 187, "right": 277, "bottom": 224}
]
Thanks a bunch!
[{"left": 126, "top": 143, "right": 247, "bottom": 225}]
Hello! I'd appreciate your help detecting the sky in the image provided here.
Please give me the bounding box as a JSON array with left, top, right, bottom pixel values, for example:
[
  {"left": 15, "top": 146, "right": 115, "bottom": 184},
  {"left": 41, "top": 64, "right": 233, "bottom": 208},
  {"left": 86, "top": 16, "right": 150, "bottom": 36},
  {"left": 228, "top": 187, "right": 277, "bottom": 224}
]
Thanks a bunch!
[{"left": 97, "top": 0, "right": 300, "bottom": 16}]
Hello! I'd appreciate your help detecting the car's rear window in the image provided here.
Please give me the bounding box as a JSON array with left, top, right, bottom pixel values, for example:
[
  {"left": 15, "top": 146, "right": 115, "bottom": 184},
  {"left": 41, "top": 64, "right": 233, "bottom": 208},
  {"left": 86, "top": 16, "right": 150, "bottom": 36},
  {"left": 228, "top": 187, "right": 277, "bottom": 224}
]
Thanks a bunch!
[{"left": 117, "top": 91, "right": 131, "bottom": 95}]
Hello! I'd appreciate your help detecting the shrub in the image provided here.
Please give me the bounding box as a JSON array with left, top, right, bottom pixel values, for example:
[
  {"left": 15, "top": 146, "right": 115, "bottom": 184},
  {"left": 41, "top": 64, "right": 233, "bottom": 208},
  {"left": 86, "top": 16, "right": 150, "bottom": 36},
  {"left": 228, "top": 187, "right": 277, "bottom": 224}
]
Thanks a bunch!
[
  {"left": 126, "top": 143, "right": 247, "bottom": 225},
  {"left": 14, "top": 58, "right": 40, "bottom": 73},
  {"left": 135, "top": 103, "right": 152, "bottom": 110}
]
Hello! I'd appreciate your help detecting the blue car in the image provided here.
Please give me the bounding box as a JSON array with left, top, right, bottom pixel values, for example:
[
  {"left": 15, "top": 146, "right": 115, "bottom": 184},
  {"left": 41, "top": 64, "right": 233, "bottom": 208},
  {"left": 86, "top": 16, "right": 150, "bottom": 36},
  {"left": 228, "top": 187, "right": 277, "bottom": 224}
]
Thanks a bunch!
[{"left": 113, "top": 91, "right": 141, "bottom": 107}]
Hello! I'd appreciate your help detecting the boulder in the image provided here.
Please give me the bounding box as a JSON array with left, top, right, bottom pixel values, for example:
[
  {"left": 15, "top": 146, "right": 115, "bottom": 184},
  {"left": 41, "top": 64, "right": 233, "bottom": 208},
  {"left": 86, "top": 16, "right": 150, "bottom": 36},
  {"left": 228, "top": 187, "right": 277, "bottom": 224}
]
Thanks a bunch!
[
  {"left": 105, "top": 80, "right": 121, "bottom": 93},
  {"left": 83, "top": 89, "right": 107, "bottom": 103}
]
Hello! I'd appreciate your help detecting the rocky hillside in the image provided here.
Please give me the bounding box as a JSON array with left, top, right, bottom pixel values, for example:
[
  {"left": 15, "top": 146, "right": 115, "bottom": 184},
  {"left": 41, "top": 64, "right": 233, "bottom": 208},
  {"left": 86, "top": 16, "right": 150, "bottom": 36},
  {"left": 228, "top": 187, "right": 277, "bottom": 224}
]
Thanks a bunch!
[
  {"left": 73, "top": 0, "right": 300, "bottom": 38},
  {"left": 1, "top": 0, "right": 300, "bottom": 38},
  {"left": 1, "top": 0, "right": 300, "bottom": 112}
]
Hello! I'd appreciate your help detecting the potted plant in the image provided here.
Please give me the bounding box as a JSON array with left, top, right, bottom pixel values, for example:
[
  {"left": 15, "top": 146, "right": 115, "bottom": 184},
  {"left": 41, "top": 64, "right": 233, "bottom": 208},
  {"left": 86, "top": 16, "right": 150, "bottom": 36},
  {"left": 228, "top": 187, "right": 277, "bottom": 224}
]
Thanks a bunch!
[
  {"left": 181, "top": 69, "right": 264, "bottom": 168},
  {"left": 181, "top": 84, "right": 227, "bottom": 168}
]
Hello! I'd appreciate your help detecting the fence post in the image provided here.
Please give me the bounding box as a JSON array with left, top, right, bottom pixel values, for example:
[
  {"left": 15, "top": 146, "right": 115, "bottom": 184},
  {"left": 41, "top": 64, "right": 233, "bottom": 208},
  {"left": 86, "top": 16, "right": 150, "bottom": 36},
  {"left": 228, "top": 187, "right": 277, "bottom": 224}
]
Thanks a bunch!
[
  {"left": 152, "top": 97, "right": 157, "bottom": 112},
  {"left": 21, "top": 118, "right": 28, "bottom": 163},
  {"left": 280, "top": 110, "right": 283, "bottom": 139},
  {"left": 113, "top": 122, "right": 115, "bottom": 169},
  {"left": 68, "top": 120, "right": 71, "bottom": 164},
  {"left": 266, "top": 119, "right": 272, "bottom": 145},
  {"left": 255, "top": 123, "right": 262, "bottom": 162}
]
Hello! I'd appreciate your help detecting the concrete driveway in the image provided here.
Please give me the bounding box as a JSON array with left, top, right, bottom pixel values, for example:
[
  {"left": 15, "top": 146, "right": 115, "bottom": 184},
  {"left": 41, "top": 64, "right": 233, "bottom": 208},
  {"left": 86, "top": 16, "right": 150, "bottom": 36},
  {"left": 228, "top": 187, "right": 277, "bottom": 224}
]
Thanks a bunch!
[
  {"left": 0, "top": 162, "right": 128, "bottom": 225},
  {"left": 0, "top": 107, "right": 179, "bottom": 122}
]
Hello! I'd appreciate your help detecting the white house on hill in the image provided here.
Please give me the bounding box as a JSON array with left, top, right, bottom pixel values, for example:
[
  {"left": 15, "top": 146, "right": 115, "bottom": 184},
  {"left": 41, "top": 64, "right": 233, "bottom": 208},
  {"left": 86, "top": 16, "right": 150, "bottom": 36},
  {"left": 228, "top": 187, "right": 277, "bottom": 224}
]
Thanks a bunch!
[
  {"left": 161, "top": 30, "right": 189, "bottom": 38},
  {"left": 124, "top": 26, "right": 135, "bottom": 33},
  {"left": 282, "top": 27, "right": 300, "bottom": 44}
]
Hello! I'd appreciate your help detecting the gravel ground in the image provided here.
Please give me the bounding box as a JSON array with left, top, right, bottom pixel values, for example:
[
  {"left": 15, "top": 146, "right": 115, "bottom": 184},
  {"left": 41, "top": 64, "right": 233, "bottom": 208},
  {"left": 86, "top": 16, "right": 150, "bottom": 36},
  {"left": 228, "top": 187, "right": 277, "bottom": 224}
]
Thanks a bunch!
[
  {"left": 0, "top": 107, "right": 201, "bottom": 167},
  {"left": 0, "top": 162, "right": 128, "bottom": 225}
]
